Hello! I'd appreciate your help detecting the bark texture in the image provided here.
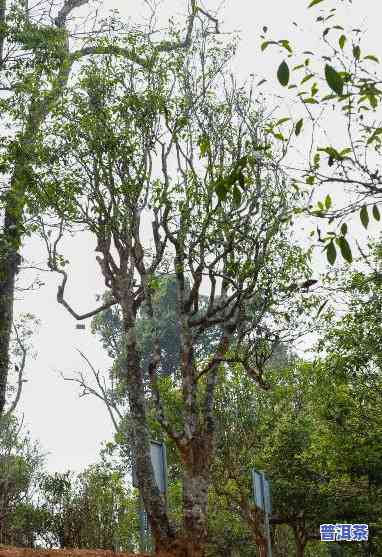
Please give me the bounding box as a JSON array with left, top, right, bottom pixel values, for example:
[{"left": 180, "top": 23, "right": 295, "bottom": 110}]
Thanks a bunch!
[
  {"left": 0, "top": 246, "right": 20, "bottom": 416},
  {"left": 293, "top": 525, "right": 307, "bottom": 557}
]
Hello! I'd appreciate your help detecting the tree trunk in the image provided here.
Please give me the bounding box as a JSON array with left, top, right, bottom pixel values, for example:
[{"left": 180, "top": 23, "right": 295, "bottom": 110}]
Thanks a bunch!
[
  {"left": 258, "top": 541, "right": 268, "bottom": 557},
  {"left": 0, "top": 145, "right": 28, "bottom": 416},
  {"left": 121, "top": 299, "right": 214, "bottom": 557},
  {"left": 296, "top": 543, "right": 306, "bottom": 557},
  {"left": 293, "top": 525, "right": 307, "bottom": 557},
  {"left": 180, "top": 435, "right": 213, "bottom": 557},
  {"left": 0, "top": 0, "right": 6, "bottom": 66},
  {"left": 0, "top": 144, "right": 41, "bottom": 416},
  {"left": 0, "top": 234, "right": 20, "bottom": 415},
  {"left": 120, "top": 299, "right": 176, "bottom": 552}
]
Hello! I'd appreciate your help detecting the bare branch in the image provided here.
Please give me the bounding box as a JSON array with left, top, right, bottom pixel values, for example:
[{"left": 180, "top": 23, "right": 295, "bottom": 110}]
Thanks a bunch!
[
  {"left": 54, "top": 0, "right": 89, "bottom": 28},
  {"left": 4, "top": 324, "right": 27, "bottom": 416},
  {"left": 40, "top": 219, "right": 120, "bottom": 320},
  {"left": 70, "top": 0, "right": 220, "bottom": 65},
  {"left": 61, "top": 349, "right": 123, "bottom": 432}
]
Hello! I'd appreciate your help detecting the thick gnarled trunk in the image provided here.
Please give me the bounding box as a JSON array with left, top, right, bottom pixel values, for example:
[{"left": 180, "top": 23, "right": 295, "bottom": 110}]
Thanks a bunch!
[
  {"left": 120, "top": 294, "right": 214, "bottom": 557},
  {"left": 180, "top": 434, "right": 213, "bottom": 556},
  {"left": 183, "top": 470, "right": 209, "bottom": 542},
  {"left": 120, "top": 298, "right": 176, "bottom": 552}
]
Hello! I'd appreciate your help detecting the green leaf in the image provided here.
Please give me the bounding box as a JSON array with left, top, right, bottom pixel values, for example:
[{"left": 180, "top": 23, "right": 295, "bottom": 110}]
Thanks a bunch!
[
  {"left": 311, "top": 83, "right": 319, "bottom": 96},
  {"left": 325, "top": 194, "right": 332, "bottom": 210},
  {"left": 340, "top": 223, "right": 348, "bottom": 236},
  {"left": 303, "top": 98, "right": 319, "bottom": 104},
  {"left": 339, "top": 35, "right": 346, "bottom": 49},
  {"left": 277, "top": 61, "right": 290, "bottom": 87},
  {"left": 176, "top": 116, "right": 188, "bottom": 129},
  {"left": 373, "top": 204, "right": 381, "bottom": 221},
  {"left": 199, "top": 136, "right": 210, "bottom": 157},
  {"left": 338, "top": 236, "right": 352, "bottom": 263},
  {"left": 326, "top": 241, "right": 337, "bottom": 265},
  {"left": 295, "top": 118, "right": 304, "bottom": 136},
  {"left": 325, "top": 64, "right": 344, "bottom": 96},
  {"left": 366, "top": 128, "right": 382, "bottom": 145},
  {"left": 364, "top": 55, "right": 379, "bottom": 63},
  {"left": 279, "top": 40, "right": 293, "bottom": 54},
  {"left": 368, "top": 95, "right": 378, "bottom": 110},
  {"left": 306, "top": 176, "right": 315, "bottom": 185},
  {"left": 261, "top": 40, "right": 277, "bottom": 51},
  {"left": 308, "top": 0, "right": 325, "bottom": 7},
  {"left": 360, "top": 205, "right": 369, "bottom": 229},
  {"left": 301, "top": 73, "right": 315, "bottom": 84},
  {"left": 275, "top": 117, "right": 291, "bottom": 126},
  {"left": 353, "top": 45, "right": 361, "bottom": 60},
  {"left": 321, "top": 94, "right": 337, "bottom": 101}
]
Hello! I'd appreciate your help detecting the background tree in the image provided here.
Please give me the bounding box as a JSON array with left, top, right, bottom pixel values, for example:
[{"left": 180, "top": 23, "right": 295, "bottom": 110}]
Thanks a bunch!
[
  {"left": 211, "top": 341, "right": 382, "bottom": 557},
  {"left": 35, "top": 464, "right": 140, "bottom": 552},
  {"left": 311, "top": 239, "right": 382, "bottom": 555},
  {"left": 0, "top": 413, "right": 44, "bottom": 546}
]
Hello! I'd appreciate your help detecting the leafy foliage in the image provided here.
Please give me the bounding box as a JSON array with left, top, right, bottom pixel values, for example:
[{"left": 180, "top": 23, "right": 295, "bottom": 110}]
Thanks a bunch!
[{"left": 259, "top": 0, "right": 382, "bottom": 264}]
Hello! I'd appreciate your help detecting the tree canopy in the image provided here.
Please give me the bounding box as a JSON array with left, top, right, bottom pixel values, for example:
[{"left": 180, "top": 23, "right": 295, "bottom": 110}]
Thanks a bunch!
[{"left": 0, "top": 2, "right": 381, "bottom": 556}]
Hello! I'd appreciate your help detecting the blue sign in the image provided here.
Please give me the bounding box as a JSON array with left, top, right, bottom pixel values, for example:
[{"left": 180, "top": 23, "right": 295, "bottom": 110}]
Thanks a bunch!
[
  {"left": 132, "top": 440, "right": 167, "bottom": 495},
  {"left": 252, "top": 469, "right": 264, "bottom": 510},
  {"left": 320, "top": 524, "right": 368, "bottom": 542},
  {"left": 252, "top": 469, "right": 271, "bottom": 514},
  {"left": 262, "top": 474, "right": 272, "bottom": 515},
  {"left": 252, "top": 469, "right": 272, "bottom": 557},
  {"left": 133, "top": 441, "right": 168, "bottom": 554},
  {"left": 150, "top": 440, "right": 168, "bottom": 494}
]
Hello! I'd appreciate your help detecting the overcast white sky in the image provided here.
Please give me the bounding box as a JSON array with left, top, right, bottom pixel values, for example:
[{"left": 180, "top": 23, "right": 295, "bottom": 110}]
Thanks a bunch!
[{"left": 11, "top": 0, "right": 382, "bottom": 474}]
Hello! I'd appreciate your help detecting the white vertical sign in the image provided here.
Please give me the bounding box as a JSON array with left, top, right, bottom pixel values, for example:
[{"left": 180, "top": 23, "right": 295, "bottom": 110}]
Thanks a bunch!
[
  {"left": 252, "top": 468, "right": 272, "bottom": 557},
  {"left": 132, "top": 440, "right": 167, "bottom": 495}
]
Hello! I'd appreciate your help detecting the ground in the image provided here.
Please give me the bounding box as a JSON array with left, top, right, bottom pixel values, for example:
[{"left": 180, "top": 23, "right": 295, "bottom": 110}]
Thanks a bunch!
[{"left": 0, "top": 547, "right": 150, "bottom": 557}]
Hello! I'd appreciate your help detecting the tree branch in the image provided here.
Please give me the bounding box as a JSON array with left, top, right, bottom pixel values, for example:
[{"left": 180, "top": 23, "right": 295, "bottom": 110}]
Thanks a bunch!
[
  {"left": 70, "top": 0, "right": 220, "bottom": 65},
  {"left": 4, "top": 323, "right": 27, "bottom": 417},
  {"left": 61, "top": 350, "right": 123, "bottom": 433},
  {"left": 40, "top": 219, "right": 119, "bottom": 320},
  {"left": 54, "top": 0, "right": 89, "bottom": 28}
]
